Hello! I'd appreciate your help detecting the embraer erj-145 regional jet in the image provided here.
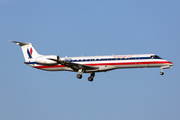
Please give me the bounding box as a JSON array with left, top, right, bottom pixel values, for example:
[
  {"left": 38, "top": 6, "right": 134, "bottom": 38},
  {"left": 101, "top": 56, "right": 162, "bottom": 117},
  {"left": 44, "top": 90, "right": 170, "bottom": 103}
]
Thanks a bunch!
[{"left": 10, "top": 41, "right": 173, "bottom": 82}]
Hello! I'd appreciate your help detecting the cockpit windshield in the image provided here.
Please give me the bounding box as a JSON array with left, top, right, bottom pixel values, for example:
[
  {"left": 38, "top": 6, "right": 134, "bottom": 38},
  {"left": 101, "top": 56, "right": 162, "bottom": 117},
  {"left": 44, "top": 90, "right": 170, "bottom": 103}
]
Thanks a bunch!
[{"left": 150, "top": 55, "right": 162, "bottom": 59}]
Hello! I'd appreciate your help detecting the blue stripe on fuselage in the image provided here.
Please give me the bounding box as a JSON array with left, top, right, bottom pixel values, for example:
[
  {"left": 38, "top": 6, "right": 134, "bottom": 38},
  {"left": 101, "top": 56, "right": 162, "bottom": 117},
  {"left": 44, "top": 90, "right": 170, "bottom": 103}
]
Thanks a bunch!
[
  {"left": 26, "top": 57, "right": 161, "bottom": 65},
  {"left": 26, "top": 62, "right": 37, "bottom": 64}
]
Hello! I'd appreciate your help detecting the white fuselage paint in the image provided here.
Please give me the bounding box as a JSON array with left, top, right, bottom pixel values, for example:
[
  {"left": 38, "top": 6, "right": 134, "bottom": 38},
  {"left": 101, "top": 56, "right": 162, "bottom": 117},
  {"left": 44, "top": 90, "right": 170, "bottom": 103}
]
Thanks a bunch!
[{"left": 26, "top": 54, "right": 173, "bottom": 73}]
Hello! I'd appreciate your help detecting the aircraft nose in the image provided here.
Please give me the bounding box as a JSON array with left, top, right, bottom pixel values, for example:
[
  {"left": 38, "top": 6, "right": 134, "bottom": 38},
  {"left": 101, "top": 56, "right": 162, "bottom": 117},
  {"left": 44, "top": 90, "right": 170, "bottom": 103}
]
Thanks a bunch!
[{"left": 169, "top": 61, "right": 174, "bottom": 66}]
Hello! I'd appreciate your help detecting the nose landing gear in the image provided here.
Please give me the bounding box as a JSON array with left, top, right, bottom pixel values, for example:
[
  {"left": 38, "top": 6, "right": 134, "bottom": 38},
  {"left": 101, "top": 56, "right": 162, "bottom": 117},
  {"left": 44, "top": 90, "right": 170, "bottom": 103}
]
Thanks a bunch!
[
  {"left": 160, "top": 66, "right": 172, "bottom": 75},
  {"left": 160, "top": 68, "right": 164, "bottom": 75}
]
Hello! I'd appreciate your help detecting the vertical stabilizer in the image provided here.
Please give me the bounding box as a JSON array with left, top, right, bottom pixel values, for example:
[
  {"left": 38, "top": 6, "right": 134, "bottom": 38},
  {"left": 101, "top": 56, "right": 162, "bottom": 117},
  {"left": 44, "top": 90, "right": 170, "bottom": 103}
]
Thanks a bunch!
[{"left": 10, "top": 41, "right": 42, "bottom": 62}]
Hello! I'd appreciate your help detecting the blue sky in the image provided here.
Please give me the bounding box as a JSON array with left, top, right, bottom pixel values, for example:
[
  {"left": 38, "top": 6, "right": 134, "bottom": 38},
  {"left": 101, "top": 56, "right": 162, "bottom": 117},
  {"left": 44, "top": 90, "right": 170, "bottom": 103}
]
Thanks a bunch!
[{"left": 0, "top": 0, "right": 180, "bottom": 120}]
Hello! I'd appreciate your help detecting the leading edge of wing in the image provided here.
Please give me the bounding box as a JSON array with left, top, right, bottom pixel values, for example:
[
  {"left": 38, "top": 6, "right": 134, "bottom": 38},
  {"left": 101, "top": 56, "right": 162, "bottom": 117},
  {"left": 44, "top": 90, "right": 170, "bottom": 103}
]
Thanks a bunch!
[{"left": 48, "top": 58, "right": 99, "bottom": 70}]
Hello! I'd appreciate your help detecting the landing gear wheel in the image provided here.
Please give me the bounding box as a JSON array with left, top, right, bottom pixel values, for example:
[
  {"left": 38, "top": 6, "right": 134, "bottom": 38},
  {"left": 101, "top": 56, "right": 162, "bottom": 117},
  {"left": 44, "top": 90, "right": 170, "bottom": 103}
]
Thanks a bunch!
[
  {"left": 88, "top": 77, "right": 93, "bottom": 82},
  {"left": 160, "top": 72, "right": 164, "bottom": 75},
  {"left": 77, "top": 74, "right": 82, "bottom": 79},
  {"left": 88, "top": 72, "right": 95, "bottom": 82}
]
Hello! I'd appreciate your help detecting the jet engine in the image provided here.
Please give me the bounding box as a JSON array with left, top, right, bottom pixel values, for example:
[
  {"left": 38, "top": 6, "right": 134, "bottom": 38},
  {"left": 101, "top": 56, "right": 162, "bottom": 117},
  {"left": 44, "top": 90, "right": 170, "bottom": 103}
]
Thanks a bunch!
[{"left": 35, "top": 55, "right": 59, "bottom": 65}]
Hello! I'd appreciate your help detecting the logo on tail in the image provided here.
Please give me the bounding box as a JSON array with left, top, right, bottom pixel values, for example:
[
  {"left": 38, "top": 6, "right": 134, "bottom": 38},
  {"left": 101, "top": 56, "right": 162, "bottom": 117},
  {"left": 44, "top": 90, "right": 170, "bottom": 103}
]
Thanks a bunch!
[{"left": 27, "top": 48, "right": 33, "bottom": 59}]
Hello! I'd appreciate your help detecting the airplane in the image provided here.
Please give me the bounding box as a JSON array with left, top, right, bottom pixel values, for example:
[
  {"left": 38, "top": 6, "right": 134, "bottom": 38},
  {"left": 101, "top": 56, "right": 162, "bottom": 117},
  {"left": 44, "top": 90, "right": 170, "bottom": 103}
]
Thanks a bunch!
[{"left": 10, "top": 41, "right": 173, "bottom": 82}]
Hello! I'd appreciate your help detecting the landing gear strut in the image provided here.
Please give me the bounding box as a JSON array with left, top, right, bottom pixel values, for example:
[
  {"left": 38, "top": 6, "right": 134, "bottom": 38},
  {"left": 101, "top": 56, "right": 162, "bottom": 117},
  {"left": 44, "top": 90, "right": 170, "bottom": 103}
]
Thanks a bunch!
[
  {"left": 88, "top": 72, "right": 95, "bottom": 82},
  {"left": 77, "top": 69, "right": 84, "bottom": 79},
  {"left": 160, "top": 68, "right": 164, "bottom": 75}
]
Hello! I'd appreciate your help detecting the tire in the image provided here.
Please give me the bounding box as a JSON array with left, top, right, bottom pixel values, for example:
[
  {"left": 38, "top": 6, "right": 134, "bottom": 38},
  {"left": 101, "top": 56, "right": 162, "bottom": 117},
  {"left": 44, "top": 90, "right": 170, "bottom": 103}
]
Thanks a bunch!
[
  {"left": 160, "top": 72, "right": 164, "bottom": 75},
  {"left": 88, "top": 77, "right": 93, "bottom": 82},
  {"left": 77, "top": 74, "right": 82, "bottom": 79}
]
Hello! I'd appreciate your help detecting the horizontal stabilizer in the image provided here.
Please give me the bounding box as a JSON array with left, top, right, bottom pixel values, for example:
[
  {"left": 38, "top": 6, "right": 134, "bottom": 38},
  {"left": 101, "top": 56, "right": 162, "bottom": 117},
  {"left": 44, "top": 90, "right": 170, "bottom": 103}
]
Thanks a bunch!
[{"left": 9, "top": 41, "right": 30, "bottom": 46}]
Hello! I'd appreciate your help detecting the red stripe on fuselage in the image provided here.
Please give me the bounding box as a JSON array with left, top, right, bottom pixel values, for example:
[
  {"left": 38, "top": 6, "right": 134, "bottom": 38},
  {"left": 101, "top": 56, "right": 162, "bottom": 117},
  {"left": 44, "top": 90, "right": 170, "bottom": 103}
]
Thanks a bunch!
[{"left": 33, "top": 61, "right": 173, "bottom": 69}]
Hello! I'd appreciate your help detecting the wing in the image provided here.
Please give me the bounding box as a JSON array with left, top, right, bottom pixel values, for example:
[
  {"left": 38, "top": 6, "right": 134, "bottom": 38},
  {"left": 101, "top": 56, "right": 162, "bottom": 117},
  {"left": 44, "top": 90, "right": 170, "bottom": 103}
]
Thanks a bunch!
[{"left": 48, "top": 58, "right": 99, "bottom": 71}]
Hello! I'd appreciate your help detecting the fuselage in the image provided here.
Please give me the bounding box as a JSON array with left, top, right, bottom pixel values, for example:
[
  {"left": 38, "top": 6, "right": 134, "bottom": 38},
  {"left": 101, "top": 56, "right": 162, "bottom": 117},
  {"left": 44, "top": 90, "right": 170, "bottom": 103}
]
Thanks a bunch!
[
  {"left": 11, "top": 41, "right": 174, "bottom": 81},
  {"left": 26, "top": 54, "right": 173, "bottom": 73}
]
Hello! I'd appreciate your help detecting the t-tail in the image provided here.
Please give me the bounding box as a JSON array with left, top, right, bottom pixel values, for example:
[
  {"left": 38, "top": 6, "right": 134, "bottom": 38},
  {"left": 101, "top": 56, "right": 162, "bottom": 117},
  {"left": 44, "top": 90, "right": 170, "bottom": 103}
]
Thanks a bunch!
[
  {"left": 10, "top": 41, "right": 59, "bottom": 65},
  {"left": 10, "top": 41, "right": 42, "bottom": 62}
]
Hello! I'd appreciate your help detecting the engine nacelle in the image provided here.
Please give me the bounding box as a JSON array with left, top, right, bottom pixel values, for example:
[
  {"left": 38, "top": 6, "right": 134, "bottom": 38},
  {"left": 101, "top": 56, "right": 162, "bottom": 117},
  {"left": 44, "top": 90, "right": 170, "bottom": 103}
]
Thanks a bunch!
[{"left": 35, "top": 55, "right": 58, "bottom": 65}]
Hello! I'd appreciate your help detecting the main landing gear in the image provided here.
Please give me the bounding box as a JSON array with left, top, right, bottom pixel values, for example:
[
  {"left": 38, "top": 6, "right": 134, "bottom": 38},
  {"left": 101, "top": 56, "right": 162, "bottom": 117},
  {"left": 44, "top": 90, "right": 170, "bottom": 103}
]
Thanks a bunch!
[
  {"left": 77, "top": 69, "right": 84, "bottom": 79},
  {"left": 77, "top": 74, "right": 82, "bottom": 79},
  {"left": 88, "top": 72, "right": 95, "bottom": 82},
  {"left": 76, "top": 69, "right": 95, "bottom": 82}
]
